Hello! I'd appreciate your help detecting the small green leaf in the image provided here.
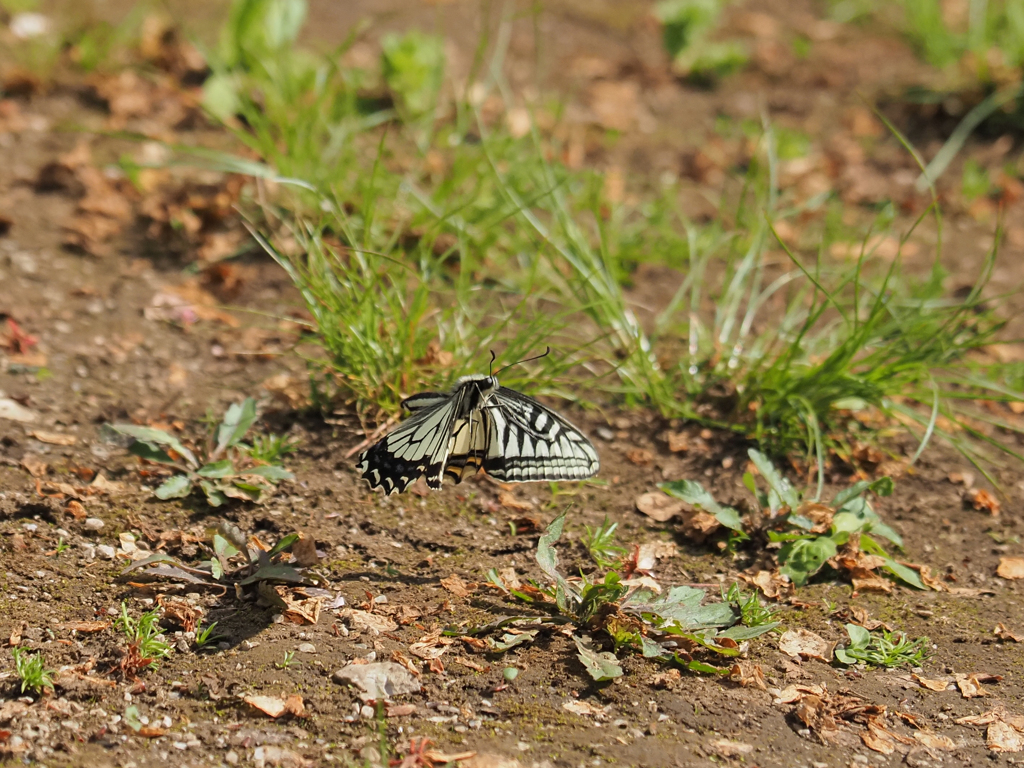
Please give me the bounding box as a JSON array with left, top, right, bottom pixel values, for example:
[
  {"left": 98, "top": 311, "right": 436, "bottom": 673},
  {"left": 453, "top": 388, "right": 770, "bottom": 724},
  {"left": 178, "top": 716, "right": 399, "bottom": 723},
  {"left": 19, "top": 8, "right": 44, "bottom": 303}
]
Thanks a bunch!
[
  {"left": 487, "top": 630, "right": 539, "bottom": 652},
  {"left": 268, "top": 532, "right": 300, "bottom": 558},
  {"left": 718, "top": 622, "right": 781, "bottom": 641},
  {"left": 845, "top": 623, "right": 871, "bottom": 649},
  {"left": 681, "top": 659, "right": 729, "bottom": 675},
  {"left": 127, "top": 442, "right": 178, "bottom": 465},
  {"left": 198, "top": 459, "right": 235, "bottom": 478},
  {"left": 110, "top": 424, "right": 197, "bottom": 467},
  {"left": 242, "top": 465, "right": 294, "bottom": 482},
  {"left": 155, "top": 474, "right": 192, "bottom": 499},
  {"left": 209, "top": 558, "right": 223, "bottom": 580},
  {"left": 778, "top": 536, "right": 837, "bottom": 586},
  {"left": 215, "top": 398, "right": 258, "bottom": 455},
  {"left": 573, "top": 635, "right": 623, "bottom": 682},
  {"left": 658, "top": 479, "right": 744, "bottom": 531},
  {"left": 748, "top": 449, "right": 801, "bottom": 509},
  {"left": 199, "top": 480, "right": 228, "bottom": 507},
  {"left": 239, "top": 563, "right": 311, "bottom": 585},
  {"left": 213, "top": 533, "right": 240, "bottom": 560},
  {"left": 121, "top": 552, "right": 179, "bottom": 574}
]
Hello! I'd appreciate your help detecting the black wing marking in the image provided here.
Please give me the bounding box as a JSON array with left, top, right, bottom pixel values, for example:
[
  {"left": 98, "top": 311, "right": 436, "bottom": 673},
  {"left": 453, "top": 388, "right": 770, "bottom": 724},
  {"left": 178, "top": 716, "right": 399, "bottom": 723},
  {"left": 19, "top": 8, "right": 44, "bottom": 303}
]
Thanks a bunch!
[
  {"left": 482, "top": 388, "right": 600, "bottom": 482},
  {"left": 357, "top": 390, "right": 463, "bottom": 495}
]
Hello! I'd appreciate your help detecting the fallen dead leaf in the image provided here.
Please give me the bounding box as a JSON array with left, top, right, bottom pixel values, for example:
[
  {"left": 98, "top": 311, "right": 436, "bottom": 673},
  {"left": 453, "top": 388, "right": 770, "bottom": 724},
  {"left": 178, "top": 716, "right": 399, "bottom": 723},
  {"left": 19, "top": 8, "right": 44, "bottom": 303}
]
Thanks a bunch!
[
  {"left": 741, "top": 570, "right": 795, "bottom": 601},
  {"left": 0, "top": 398, "right": 38, "bottom": 423},
  {"left": 61, "top": 621, "right": 110, "bottom": 634},
  {"left": 998, "top": 557, "right": 1024, "bottom": 580},
  {"left": 956, "top": 672, "right": 1001, "bottom": 698},
  {"left": 635, "top": 492, "right": 684, "bottom": 522},
  {"left": 988, "top": 721, "right": 1024, "bottom": 752},
  {"left": 729, "top": 662, "right": 767, "bottom": 690},
  {"left": 291, "top": 535, "right": 318, "bottom": 567},
  {"left": 625, "top": 448, "right": 653, "bottom": 466},
  {"left": 563, "top": 700, "right": 610, "bottom": 718},
  {"left": 861, "top": 722, "right": 895, "bottom": 755},
  {"left": 913, "top": 731, "right": 957, "bottom": 750},
  {"left": 913, "top": 674, "right": 952, "bottom": 692},
  {"left": 340, "top": 608, "right": 396, "bottom": 634},
  {"left": 995, "top": 623, "right": 1024, "bottom": 642},
  {"left": 441, "top": 573, "right": 474, "bottom": 598},
  {"left": 709, "top": 739, "right": 754, "bottom": 758},
  {"left": 243, "top": 694, "right": 305, "bottom": 719},
  {"left": 19, "top": 455, "right": 47, "bottom": 477},
  {"left": 968, "top": 488, "right": 1001, "bottom": 516},
  {"left": 409, "top": 632, "right": 454, "bottom": 660},
  {"left": 778, "top": 628, "right": 835, "bottom": 662}
]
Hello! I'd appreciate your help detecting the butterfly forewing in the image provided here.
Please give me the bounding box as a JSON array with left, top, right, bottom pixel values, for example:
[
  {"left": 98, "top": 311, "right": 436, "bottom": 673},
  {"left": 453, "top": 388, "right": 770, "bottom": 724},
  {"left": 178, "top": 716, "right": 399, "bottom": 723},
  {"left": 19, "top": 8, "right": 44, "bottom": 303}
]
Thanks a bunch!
[
  {"left": 357, "top": 374, "right": 599, "bottom": 494},
  {"left": 356, "top": 396, "right": 460, "bottom": 494}
]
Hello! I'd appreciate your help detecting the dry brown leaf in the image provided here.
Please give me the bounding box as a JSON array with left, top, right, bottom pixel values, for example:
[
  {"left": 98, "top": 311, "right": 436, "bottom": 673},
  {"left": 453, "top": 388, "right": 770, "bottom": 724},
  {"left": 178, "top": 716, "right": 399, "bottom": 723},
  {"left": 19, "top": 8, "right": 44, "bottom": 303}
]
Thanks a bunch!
[
  {"left": 850, "top": 574, "right": 894, "bottom": 594},
  {"left": 968, "top": 488, "right": 1001, "bottom": 516},
  {"left": 997, "top": 557, "right": 1024, "bottom": 580},
  {"left": 451, "top": 656, "right": 487, "bottom": 672},
  {"left": 340, "top": 609, "right": 396, "bottom": 634},
  {"left": 778, "top": 629, "right": 835, "bottom": 662},
  {"left": 244, "top": 695, "right": 289, "bottom": 718},
  {"left": 995, "top": 623, "right": 1024, "bottom": 642},
  {"left": 989, "top": 721, "right": 1024, "bottom": 752},
  {"left": 563, "top": 700, "right": 611, "bottom": 718},
  {"left": 291, "top": 535, "right": 318, "bottom": 567},
  {"left": 61, "top": 620, "right": 110, "bottom": 634},
  {"left": 729, "top": 662, "right": 767, "bottom": 690},
  {"left": 913, "top": 731, "right": 957, "bottom": 750},
  {"left": 29, "top": 430, "right": 76, "bottom": 445},
  {"left": 409, "top": 632, "right": 454, "bottom": 660},
  {"left": 497, "top": 492, "right": 533, "bottom": 512},
  {"left": 635, "top": 492, "right": 683, "bottom": 522},
  {"left": 20, "top": 456, "right": 47, "bottom": 477},
  {"left": 861, "top": 723, "right": 896, "bottom": 755},
  {"left": 709, "top": 739, "right": 754, "bottom": 758},
  {"left": 741, "top": 570, "right": 795, "bottom": 601},
  {"left": 666, "top": 431, "right": 688, "bottom": 452},
  {"left": 956, "top": 672, "right": 1001, "bottom": 698},
  {"left": 913, "top": 674, "right": 952, "bottom": 692},
  {"left": 440, "top": 573, "right": 474, "bottom": 598},
  {"left": 626, "top": 448, "right": 653, "bottom": 466}
]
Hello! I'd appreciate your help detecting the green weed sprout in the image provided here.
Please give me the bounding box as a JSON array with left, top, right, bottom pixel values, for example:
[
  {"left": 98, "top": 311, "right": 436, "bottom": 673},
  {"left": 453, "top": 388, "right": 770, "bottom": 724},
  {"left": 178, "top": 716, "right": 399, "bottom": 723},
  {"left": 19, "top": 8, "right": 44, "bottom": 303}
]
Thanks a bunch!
[
  {"left": 12, "top": 647, "right": 55, "bottom": 695},
  {"left": 834, "top": 624, "right": 930, "bottom": 668},
  {"left": 111, "top": 398, "right": 294, "bottom": 507}
]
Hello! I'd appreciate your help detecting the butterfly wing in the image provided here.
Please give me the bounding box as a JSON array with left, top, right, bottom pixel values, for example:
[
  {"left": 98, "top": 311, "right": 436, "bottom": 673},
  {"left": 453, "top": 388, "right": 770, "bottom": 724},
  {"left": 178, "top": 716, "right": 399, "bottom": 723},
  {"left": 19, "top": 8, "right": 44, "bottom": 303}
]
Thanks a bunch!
[
  {"left": 357, "top": 391, "right": 463, "bottom": 494},
  {"left": 482, "top": 388, "right": 599, "bottom": 482}
]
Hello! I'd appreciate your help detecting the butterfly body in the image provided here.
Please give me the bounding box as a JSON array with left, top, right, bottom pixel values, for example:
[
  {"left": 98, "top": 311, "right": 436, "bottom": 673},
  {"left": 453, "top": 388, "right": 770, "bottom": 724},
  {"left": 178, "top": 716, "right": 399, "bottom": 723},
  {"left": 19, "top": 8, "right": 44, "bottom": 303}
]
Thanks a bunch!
[{"left": 357, "top": 374, "right": 599, "bottom": 495}]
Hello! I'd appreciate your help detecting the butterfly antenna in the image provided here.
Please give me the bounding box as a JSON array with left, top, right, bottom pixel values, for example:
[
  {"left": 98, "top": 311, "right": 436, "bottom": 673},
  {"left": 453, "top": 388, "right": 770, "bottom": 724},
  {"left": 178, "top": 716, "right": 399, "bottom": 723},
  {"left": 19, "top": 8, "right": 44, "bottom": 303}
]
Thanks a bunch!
[
  {"left": 488, "top": 350, "right": 497, "bottom": 376},
  {"left": 493, "top": 346, "right": 551, "bottom": 377}
]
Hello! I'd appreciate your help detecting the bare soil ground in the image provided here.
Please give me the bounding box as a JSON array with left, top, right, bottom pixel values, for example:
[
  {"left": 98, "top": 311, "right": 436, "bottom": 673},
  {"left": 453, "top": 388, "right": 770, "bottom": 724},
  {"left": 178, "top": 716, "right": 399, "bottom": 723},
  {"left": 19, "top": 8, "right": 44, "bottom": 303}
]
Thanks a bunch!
[{"left": 3, "top": 2, "right": 1024, "bottom": 768}]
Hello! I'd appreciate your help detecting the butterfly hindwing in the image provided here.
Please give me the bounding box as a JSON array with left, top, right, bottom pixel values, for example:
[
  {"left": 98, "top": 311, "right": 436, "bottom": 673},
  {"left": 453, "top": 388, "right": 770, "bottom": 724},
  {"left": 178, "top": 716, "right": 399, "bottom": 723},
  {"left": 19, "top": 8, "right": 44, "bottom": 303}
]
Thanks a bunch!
[{"left": 482, "top": 388, "right": 600, "bottom": 482}]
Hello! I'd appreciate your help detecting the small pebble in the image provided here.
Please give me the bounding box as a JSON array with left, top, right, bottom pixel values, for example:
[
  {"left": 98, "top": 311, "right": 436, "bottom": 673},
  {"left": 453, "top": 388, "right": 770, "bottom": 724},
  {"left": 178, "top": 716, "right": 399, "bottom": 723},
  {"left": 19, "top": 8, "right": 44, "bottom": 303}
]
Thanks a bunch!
[
  {"left": 596, "top": 427, "right": 615, "bottom": 441},
  {"left": 225, "top": 751, "right": 239, "bottom": 765},
  {"left": 297, "top": 643, "right": 316, "bottom": 654},
  {"left": 96, "top": 545, "right": 116, "bottom": 560},
  {"left": 360, "top": 705, "right": 375, "bottom": 719},
  {"left": 84, "top": 518, "right": 105, "bottom": 532}
]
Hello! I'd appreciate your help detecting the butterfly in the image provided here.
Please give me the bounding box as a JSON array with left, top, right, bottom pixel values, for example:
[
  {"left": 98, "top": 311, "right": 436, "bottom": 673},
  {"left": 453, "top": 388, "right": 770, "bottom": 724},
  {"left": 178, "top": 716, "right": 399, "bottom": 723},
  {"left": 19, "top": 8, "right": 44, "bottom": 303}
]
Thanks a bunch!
[{"left": 356, "top": 369, "right": 600, "bottom": 495}]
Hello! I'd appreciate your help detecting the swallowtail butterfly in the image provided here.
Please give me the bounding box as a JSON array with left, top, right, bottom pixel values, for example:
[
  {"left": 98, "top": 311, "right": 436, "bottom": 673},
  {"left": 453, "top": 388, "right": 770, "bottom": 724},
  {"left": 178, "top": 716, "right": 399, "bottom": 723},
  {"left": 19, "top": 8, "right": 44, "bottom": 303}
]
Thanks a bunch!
[{"left": 357, "top": 366, "right": 599, "bottom": 495}]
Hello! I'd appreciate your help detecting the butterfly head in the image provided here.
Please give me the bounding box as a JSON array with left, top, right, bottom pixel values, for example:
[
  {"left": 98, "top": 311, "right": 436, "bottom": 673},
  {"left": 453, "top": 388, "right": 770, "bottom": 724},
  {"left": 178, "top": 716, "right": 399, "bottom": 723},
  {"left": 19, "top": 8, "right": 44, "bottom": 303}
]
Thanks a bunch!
[{"left": 453, "top": 374, "right": 499, "bottom": 411}]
